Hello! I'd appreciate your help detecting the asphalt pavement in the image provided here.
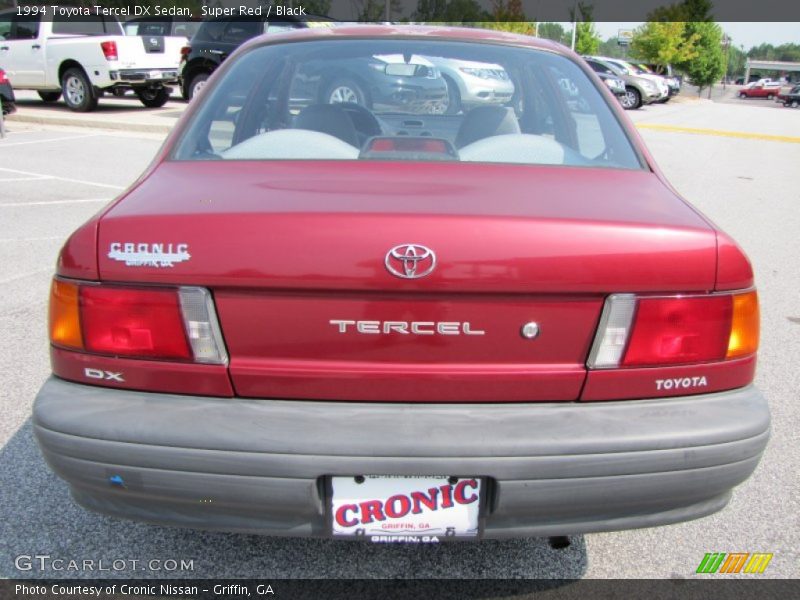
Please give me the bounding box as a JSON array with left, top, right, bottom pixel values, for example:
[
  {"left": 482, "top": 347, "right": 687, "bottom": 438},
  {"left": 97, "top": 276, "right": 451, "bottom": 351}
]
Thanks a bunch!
[{"left": 0, "top": 96, "right": 798, "bottom": 581}]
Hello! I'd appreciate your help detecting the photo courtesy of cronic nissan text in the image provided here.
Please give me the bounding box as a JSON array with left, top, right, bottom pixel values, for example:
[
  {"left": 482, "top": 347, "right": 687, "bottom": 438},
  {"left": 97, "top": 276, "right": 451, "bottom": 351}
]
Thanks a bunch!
[{"left": 0, "top": 0, "right": 797, "bottom": 598}]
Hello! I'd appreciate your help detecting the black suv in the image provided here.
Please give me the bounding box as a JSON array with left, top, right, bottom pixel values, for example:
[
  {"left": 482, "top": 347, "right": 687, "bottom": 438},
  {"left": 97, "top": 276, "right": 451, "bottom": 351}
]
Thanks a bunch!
[
  {"left": 180, "top": 16, "right": 331, "bottom": 100},
  {"left": 782, "top": 84, "right": 800, "bottom": 108}
]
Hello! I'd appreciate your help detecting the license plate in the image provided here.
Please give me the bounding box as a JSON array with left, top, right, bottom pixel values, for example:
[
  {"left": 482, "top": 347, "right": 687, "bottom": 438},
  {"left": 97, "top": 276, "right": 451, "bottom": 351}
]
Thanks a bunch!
[
  {"left": 331, "top": 475, "right": 481, "bottom": 542},
  {"left": 148, "top": 70, "right": 162, "bottom": 80}
]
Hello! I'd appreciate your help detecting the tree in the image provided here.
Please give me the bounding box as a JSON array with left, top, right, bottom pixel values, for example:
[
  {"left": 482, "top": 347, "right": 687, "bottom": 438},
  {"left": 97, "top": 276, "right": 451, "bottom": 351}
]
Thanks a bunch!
[
  {"left": 302, "top": 0, "right": 332, "bottom": 16},
  {"left": 630, "top": 21, "right": 699, "bottom": 72},
  {"left": 569, "top": 2, "right": 600, "bottom": 55},
  {"left": 537, "top": 22, "right": 568, "bottom": 45},
  {"left": 482, "top": 0, "right": 536, "bottom": 35},
  {"left": 680, "top": 21, "right": 725, "bottom": 95},
  {"left": 574, "top": 22, "right": 600, "bottom": 55},
  {"left": 597, "top": 37, "right": 627, "bottom": 59},
  {"left": 648, "top": 0, "right": 713, "bottom": 22}
]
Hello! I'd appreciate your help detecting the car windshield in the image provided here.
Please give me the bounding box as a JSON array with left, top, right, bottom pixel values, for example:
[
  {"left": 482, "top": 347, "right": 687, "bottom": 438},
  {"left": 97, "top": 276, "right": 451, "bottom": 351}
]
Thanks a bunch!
[{"left": 174, "top": 38, "right": 642, "bottom": 170}]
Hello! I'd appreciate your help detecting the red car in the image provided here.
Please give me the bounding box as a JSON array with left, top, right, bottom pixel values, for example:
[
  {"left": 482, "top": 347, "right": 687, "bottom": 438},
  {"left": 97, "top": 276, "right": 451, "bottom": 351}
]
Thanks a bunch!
[
  {"left": 34, "top": 26, "right": 768, "bottom": 543},
  {"left": 738, "top": 82, "right": 782, "bottom": 99}
]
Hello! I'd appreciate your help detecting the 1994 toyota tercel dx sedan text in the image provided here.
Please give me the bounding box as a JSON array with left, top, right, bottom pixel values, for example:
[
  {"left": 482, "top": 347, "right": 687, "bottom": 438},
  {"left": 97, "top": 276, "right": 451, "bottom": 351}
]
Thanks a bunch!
[{"left": 33, "top": 26, "right": 770, "bottom": 542}]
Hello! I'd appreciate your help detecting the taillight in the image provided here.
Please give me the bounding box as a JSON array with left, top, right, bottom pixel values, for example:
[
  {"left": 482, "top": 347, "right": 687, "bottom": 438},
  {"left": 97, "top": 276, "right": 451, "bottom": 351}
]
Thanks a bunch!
[
  {"left": 588, "top": 290, "right": 759, "bottom": 369},
  {"left": 48, "top": 280, "right": 227, "bottom": 364},
  {"left": 49, "top": 280, "right": 83, "bottom": 350},
  {"left": 100, "top": 41, "right": 118, "bottom": 61},
  {"left": 180, "top": 46, "right": 191, "bottom": 62},
  {"left": 0, "top": 69, "right": 8, "bottom": 84},
  {"left": 80, "top": 286, "right": 191, "bottom": 360}
]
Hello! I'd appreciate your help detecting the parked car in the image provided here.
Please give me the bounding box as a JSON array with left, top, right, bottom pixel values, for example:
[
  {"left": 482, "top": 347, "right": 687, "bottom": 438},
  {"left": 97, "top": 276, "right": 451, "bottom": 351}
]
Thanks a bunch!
[
  {"left": 636, "top": 63, "right": 681, "bottom": 99},
  {"left": 180, "top": 15, "right": 334, "bottom": 100},
  {"left": 34, "top": 26, "right": 768, "bottom": 543},
  {"left": 0, "top": 7, "right": 185, "bottom": 111},
  {"left": 738, "top": 81, "right": 782, "bottom": 99},
  {"left": 583, "top": 56, "right": 664, "bottom": 109},
  {"left": 0, "top": 67, "right": 15, "bottom": 114},
  {"left": 779, "top": 84, "right": 800, "bottom": 108},
  {"left": 425, "top": 57, "right": 514, "bottom": 114},
  {"left": 596, "top": 71, "right": 627, "bottom": 100},
  {"left": 293, "top": 53, "right": 449, "bottom": 115},
  {"left": 601, "top": 58, "right": 670, "bottom": 103}
]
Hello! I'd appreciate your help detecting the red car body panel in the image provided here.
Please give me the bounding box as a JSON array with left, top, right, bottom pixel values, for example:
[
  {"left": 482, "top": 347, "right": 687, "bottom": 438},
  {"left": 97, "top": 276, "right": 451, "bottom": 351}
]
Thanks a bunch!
[
  {"left": 78, "top": 160, "right": 750, "bottom": 403},
  {"left": 218, "top": 291, "right": 599, "bottom": 401},
  {"left": 51, "top": 346, "right": 234, "bottom": 397},
  {"left": 96, "top": 161, "right": 718, "bottom": 293}
]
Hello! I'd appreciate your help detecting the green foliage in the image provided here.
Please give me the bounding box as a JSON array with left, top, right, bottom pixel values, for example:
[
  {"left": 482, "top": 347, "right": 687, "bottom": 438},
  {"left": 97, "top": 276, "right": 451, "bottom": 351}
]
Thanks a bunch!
[
  {"left": 537, "top": 22, "right": 569, "bottom": 45},
  {"left": 597, "top": 37, "right": 627, "bottom": 59},
  {"left": 480, "top": 0, "right": 535, "bottom": 35},
  {"left": 575, "top": 22, "right": 600, "bottom": 55},
  {"left": 567, "top": 2, "right": 600, "bottom": 55},
  {"left": 303, "top": 0, "right": 333, "bottom": 16},
  {"left": 680, "top": 21, "right": 725, "bottom": 91},
  {"left": 630, "top": 22, "right": 699, "bottom": 71},
  {"left": 747, "top": 43, "right": 800, "bottom": 62},
  {"left": 648, "top": 0, "right": 713, "bottom": 22}
]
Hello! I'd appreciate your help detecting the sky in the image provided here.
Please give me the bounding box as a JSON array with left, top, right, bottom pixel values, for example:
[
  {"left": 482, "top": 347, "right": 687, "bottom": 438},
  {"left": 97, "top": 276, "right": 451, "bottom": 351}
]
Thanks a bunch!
[{"left": 591, "top": 22, "right": 799, "bottom": 49}]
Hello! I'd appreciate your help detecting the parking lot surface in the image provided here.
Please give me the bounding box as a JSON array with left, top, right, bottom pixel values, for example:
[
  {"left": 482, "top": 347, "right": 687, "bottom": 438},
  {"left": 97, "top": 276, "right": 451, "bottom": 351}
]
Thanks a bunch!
[{"left": 0, "top": 96, "right": 798, "bottom": 580}]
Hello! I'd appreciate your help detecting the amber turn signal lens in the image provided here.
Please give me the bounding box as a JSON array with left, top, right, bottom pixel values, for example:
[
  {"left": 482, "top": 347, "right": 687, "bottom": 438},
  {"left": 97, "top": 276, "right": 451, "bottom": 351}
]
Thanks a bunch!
[
  {"left": 727, "top": 291, "right": 759, "bottom": 359},
  {"left": 49, "top": 279, "right": 83, "bottom": 350}
]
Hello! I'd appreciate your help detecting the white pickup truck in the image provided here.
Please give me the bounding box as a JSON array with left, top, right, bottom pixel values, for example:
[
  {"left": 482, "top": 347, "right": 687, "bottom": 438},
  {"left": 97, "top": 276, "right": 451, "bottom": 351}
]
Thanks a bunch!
[{"left": 0, "top": 7, "right": 184, "bottom": 111}]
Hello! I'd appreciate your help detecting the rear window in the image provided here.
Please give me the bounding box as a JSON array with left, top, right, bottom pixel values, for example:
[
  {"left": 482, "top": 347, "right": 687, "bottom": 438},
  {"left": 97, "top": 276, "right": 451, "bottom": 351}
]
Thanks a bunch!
[{"left": 174, "top": 38, "right": 643, "bottom": 170}]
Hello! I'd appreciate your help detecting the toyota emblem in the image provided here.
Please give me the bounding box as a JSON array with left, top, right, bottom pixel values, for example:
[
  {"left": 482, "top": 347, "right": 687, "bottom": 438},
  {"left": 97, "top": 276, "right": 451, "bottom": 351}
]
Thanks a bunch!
[{"left": 385, "top": 244, "right": 436, "bottom": 279}]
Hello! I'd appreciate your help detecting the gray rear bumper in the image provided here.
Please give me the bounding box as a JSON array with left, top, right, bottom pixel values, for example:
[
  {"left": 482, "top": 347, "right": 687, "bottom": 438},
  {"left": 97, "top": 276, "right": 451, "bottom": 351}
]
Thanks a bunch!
[{"left": 32, "top": 377, "right": 769, "bottom": 538}]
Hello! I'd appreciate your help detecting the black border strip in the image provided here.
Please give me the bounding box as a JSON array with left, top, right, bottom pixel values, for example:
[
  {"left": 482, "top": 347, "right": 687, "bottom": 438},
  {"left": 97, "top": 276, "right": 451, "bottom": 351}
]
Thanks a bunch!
[{"left": 2, "top": 1, "right": 800, "bottom": 23}]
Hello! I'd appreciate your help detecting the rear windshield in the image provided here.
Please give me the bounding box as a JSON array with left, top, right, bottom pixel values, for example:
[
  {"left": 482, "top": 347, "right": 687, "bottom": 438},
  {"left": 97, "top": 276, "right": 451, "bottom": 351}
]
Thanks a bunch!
[{"left": 174, "top": 38, "right": 643, "bottom": 169}]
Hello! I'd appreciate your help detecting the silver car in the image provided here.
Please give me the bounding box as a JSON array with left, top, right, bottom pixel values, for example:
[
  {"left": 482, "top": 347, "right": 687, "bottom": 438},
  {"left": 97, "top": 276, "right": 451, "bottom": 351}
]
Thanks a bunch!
[
  {"left": 584, "top": 56, "right": 664, "bottom": 109},
  {"left": 427, "top": 57, "right": 515, "bottom": 114}
]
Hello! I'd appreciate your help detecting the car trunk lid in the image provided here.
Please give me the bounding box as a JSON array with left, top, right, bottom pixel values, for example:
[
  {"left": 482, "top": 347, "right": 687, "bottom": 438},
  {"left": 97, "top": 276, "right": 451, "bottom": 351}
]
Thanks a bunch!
[{"left": 97, "top": 161, "right": 717, "bottom": 402}]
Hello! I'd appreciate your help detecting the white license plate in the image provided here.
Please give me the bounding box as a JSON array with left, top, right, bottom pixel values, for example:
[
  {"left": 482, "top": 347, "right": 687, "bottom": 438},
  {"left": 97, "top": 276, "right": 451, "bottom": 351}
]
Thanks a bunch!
[
  {"left": 148, "top": 70, "right": 162, "bottom": 80},
  {"left": 331, "top": 475, "right": 481, "bottom": 542}
]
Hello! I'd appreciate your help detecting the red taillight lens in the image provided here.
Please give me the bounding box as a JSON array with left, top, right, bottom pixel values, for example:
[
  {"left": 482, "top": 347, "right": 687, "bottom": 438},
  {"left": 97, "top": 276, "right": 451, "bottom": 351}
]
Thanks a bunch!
[
  {"left": 622, "top": 296, "right": 733, "bottom": 366},
  {"left": 180, "top": 46, "right": 191, "bottom": 57},
  {"left": 0, "top": 69, "right": 8, "bottom": 84},
  {"left": 100, "top": 41, "right": 118, "bottom": 61},
  {"left": 588, "top": 290, "right": 759, "bottom": 369},
  {"left": 80, "top": 287, "right": 191, "bottom": 360}
]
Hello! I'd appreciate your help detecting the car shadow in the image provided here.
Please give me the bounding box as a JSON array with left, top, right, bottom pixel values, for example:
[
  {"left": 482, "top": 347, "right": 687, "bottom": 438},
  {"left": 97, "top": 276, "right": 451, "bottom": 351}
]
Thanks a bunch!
[
  {"left": 0, "top": 420, "right": 587, "bottom": 588},
  {"left": 14, "top": 98, "right": 184, "bottom": 116}
]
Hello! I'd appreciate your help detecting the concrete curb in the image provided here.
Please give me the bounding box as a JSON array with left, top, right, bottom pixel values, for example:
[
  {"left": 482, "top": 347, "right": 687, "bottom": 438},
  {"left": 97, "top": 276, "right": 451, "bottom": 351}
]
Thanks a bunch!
[{"left": 6, "top": 111, "right": 175, "bottom": 134}]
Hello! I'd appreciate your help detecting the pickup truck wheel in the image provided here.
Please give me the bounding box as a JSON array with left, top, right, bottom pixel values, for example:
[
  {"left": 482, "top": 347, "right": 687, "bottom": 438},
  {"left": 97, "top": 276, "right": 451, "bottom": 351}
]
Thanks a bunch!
[
  {"left": 766, "top": 93, "right": 774, "bottom": 100},
  {"left": 186, "top": 73, "right": 209, "bottom": 102},
  {"left": 792, "top": 100, "right": 799, "bottom": 108},
  {"left": 739, "top": 91, "right": 746, "bottom": 98},
  {"left": 37, "top": 91, "right": 61, "bottom": 103},
  {"left": 136, "top": 87, "right": 170, "bottom": 108},
  {"left": 61, "top": 68, "right": 98, "bottom": 112}
]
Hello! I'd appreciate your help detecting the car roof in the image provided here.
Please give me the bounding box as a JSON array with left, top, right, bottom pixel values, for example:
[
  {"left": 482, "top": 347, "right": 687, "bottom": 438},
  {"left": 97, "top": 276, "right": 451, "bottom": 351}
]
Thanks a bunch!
[{"left": 236, "top": 24, "right": 569, "bottom": 55}]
